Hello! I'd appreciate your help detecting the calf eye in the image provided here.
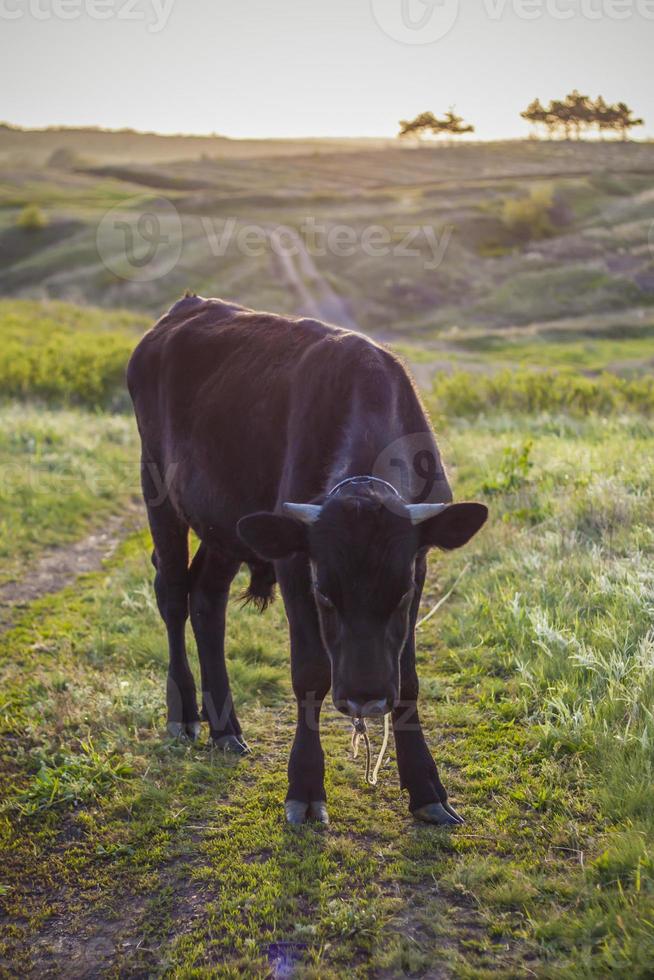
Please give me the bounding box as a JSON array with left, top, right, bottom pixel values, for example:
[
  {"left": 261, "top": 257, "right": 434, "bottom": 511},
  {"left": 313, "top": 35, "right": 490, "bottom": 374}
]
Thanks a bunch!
[{"left": 315, "top": 590, "right": 335, "bottom": 611}]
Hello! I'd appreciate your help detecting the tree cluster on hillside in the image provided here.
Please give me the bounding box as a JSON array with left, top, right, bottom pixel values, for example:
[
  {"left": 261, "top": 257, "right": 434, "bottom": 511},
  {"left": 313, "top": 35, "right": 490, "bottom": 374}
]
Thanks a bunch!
[
  {"left": 47, "top": 146, "right": 83, "bottom": 170},
  {"left": 16, "top": 203, "right": 48, "bottom": 231},
  {"left": 398, "top": 108, "right": 474, "bottom": 140},
  {"left": 522, "top": 92, "right": 644, "bottom": 141}
]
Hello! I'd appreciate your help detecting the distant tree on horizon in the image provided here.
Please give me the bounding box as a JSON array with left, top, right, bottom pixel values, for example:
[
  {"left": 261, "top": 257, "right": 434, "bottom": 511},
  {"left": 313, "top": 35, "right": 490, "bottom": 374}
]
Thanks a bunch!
[
  {"left": 521, "top": 92, "right": 644, "bottom": 141},
  {"left": 613, "top": 101, "right": 645, "bottom": 140},
  {"left": 441, "top": 108, "right": 475, "bottom": 137},
  {"left": 398, "top": 108, "right": 475, "bottom": 141},
  {"left": 521, "top": 98, "right": 550, "bottom": 139},
  {"left": 565, "top": 91, "right": 594, "bottom": 140}
]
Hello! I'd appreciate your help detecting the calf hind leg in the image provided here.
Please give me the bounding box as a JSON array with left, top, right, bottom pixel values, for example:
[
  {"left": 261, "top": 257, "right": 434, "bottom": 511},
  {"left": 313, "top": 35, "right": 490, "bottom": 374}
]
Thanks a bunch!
[
  {"left": 189, "top": 545, "right": 247, "bottom": 754},
  {"left": 147, "top": 505, "right": 200, "bottom": 740}
]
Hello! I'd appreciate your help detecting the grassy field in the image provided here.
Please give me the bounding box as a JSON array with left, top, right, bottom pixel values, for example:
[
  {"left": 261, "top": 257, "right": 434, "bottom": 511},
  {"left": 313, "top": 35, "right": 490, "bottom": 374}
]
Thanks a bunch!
[
  {"left": 0, "top": 300, "right": 144, "bottom": 587},
  {"left": 0, "top": 404, "right": 138, "bottom": 586},
  {"left": 1, "top": 407, "right": 653, "bottom": 977},
  {"left": 1, "top": 137, "right": 654, "bottom": 974},
  {"left": 1, "top": 140, "right": 654, "bottom": 351},
  {"left": 0, "top": 124, "right": 391, "bottom": 167},
  {"left": 0, "top": 300, "right": 147, "bottom": 408}
]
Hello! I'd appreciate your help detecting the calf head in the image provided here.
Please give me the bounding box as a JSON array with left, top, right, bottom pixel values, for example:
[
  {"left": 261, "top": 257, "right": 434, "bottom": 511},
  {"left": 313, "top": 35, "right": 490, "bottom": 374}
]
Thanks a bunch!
[{"left": 238, "top": 487, "right": 487, "bottom": 718}]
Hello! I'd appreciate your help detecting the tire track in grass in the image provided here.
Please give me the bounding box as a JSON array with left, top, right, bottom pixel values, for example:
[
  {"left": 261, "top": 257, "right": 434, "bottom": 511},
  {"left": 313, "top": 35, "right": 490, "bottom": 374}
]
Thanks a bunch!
[
  {"left": 0, "top": 500, "right": 144, "bottom": 632},
  {"left": 268, "top": 225, "right": 359, "bottom": 329}
]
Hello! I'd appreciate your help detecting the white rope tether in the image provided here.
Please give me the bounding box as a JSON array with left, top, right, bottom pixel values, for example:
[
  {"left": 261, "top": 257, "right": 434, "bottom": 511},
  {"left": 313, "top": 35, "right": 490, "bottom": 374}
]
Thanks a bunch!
[
  {"left": 351, "top": 712, "right": 391, "bottom": 786},
  {"left": 347, "top": 565, "right": 469, "bottom": 787}
]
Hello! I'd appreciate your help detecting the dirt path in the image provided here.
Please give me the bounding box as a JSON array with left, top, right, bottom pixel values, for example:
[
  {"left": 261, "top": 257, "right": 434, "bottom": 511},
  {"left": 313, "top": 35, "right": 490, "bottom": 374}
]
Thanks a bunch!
[
  {"left": 0, "top": 500, "right": 144, "bottom": 631},
  {"left": 268, "top": 225, "right": 359, "bottom": 329}
]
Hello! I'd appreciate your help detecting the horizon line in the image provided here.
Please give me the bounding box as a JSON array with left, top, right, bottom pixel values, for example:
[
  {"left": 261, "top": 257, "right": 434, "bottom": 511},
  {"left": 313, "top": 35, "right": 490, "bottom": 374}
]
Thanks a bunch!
[{"left": 1, "top": 121, "right": 653, "bottom": 144}]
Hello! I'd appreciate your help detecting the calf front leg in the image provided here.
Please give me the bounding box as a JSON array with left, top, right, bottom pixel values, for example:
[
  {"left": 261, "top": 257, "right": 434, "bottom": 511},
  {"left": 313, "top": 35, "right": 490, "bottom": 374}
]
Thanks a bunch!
[
  {"left": 279, "top": 557, "right": 331, "bottom": 825},
  {"left": 393, "top": 554, "right": 463, "bottom": 826},
  {"left": 393, "top": 697, "right": 463, "bottom": 826},
  {"left": 285, "top": 679, "right": 330, "bottom": 825}
]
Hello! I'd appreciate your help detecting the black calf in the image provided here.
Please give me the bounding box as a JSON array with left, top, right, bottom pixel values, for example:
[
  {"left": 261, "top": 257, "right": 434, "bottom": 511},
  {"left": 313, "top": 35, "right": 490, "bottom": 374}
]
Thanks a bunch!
[{"left": 128, "top": 295, "right": 487, "bottom": 824}]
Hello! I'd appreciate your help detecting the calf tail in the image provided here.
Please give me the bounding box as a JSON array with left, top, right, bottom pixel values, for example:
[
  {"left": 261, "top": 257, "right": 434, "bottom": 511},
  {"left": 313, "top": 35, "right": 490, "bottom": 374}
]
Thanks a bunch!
[{"left": 240, "top": 560, "right": 276, "bottom": 613}]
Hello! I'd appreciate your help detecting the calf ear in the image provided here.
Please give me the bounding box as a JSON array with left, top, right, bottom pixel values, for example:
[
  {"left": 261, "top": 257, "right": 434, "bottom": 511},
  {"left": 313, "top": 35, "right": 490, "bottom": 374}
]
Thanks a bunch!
[
  {"left": 419, "top": 502, "right": 488, "bottom": 551},
  {"left": 237, "top": 512, "right": 308, "bottom": 560}
]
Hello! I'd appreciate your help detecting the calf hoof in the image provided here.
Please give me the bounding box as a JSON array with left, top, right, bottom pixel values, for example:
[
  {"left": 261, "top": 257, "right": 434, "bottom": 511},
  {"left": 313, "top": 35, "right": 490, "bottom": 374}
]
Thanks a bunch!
[
  {"left": 212, "top": 734, "right": 250, "bottom": 755},
  {"left": 308, "top": 801, "right": 330, "bottom": 825},
  {"left": 285, "top": 800, "right": 308, "bottom": 824},
  {"left": 413, "top": 801, "right": 464, "bottom": 826},
  {"left": 285, "top": 800, "right": 329, "bottom": 825},
  {"left": 167, "top": 721, "right": 202, "bottom": 741}
]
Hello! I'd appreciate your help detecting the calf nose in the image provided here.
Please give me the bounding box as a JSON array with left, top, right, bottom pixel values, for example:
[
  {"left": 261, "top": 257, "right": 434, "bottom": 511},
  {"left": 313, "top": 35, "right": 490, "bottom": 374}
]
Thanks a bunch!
[{"left": 345, "top": 698, "right": 390, "bottom": 718}]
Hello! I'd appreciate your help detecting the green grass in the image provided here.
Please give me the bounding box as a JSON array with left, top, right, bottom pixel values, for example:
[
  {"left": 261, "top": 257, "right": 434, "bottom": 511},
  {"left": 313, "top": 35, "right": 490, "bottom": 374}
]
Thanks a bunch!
[
  {"left": 0, "top": 403, "right": 138, "bottom": 583},
  {"left": 450, "top": 332, "right": 654, "bottom": 373},
  {"left": 429, "top": 369, "right": 654, "bottom": 416},
  {"left": 0, "top": 300, "right": 147, "bottom": 408},
  {"left": 1, "top": 411, "right": 653, "bottom": 976},
  {"left": 479, "top": 266, "right": 647, "bottom": 324},
  {"left": 0, "top": 177, "right": 153, "bottom": 211},
  {"left": 9, "top": 739, "right": 135, "bottom": 817}
]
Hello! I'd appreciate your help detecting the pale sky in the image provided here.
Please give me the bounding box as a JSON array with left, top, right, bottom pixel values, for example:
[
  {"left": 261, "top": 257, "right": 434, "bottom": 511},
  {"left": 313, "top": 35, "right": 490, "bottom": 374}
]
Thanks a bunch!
[{"left": 1, "top": 0, "right": 652, "bottom": 139}]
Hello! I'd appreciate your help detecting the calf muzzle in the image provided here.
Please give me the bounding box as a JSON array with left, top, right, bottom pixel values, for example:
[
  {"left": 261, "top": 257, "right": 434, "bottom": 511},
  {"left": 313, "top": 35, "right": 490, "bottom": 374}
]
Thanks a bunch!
[{"left": 339, "top": 697, "right": 392, "bottom": 718}]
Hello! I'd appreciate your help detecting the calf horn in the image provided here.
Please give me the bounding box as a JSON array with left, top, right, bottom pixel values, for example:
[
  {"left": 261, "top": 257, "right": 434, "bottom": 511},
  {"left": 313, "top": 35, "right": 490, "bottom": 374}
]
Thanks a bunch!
[
  {"left": 282, "top": 503, "right": 322, "bottom": 524},
  {"left": 406, "top": 503, "right": 449, "bottom": 525}
]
